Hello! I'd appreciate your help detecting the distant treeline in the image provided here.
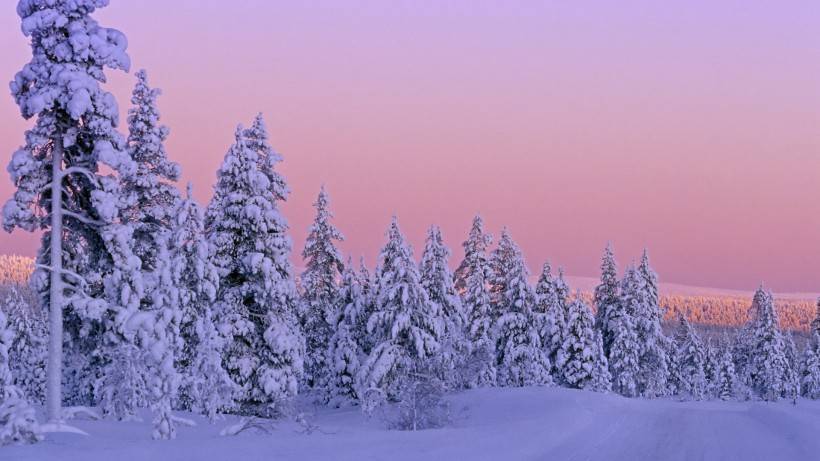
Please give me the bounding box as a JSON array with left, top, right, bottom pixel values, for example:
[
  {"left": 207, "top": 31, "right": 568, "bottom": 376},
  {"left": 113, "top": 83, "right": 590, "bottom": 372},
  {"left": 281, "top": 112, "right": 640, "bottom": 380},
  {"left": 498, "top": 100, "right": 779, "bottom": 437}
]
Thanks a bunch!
[{"left": 2, "top": 253, "right": 814, "bottom": 333}]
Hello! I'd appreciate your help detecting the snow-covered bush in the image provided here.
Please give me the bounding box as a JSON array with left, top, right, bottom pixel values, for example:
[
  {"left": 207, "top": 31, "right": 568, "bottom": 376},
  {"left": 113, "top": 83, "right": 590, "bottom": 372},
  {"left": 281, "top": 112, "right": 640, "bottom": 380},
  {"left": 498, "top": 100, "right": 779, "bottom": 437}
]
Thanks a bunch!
[{"left": 386, "top": 367, "right": 450, "bottom": 431}]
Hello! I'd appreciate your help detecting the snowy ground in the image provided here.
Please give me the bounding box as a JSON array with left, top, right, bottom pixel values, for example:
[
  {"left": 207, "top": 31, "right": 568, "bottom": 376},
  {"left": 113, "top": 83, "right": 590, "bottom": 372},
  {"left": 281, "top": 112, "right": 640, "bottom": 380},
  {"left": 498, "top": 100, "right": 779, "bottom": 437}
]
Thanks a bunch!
[{"left": 6, "top": 387, "right": 820, "bottom": 461}]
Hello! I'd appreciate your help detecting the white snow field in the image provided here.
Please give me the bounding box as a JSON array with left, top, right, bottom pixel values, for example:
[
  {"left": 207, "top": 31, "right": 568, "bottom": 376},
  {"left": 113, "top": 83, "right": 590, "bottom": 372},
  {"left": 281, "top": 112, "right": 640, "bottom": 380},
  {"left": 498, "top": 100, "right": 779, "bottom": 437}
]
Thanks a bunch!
[{"left": 6, "top": 387, "right": 820, "bottom": 461}]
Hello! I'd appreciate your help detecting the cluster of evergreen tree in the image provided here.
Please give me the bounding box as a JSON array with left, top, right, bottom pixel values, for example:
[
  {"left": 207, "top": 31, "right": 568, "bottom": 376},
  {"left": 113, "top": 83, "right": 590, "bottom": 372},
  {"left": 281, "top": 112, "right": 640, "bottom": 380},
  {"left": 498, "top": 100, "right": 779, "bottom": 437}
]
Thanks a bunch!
[{"left": 2, "top": 0, "right": 820, "bottom": 445}]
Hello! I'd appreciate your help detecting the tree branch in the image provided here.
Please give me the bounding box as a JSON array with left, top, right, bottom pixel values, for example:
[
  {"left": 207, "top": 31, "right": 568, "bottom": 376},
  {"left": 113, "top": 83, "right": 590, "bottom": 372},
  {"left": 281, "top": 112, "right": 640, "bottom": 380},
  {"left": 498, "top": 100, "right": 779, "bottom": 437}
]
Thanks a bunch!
[
  {"left": 61, "top": 166, "right": 100, "bottom": 187},
  {"left": 63, "top": 210, "right": 105, "bottom": 227}
]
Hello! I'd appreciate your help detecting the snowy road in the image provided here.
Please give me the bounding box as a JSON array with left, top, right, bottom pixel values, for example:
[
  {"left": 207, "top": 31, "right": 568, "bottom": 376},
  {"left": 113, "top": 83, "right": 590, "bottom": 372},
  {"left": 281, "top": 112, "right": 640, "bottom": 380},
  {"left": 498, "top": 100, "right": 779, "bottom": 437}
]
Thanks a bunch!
[{"left": 6, "top": 387, "right": 820, "bottom": 461}]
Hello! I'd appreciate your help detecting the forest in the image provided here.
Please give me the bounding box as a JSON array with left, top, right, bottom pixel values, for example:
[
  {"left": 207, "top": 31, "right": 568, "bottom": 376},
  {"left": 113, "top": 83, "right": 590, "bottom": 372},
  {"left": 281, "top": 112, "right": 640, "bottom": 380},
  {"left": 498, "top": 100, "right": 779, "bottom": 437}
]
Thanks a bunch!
[{"left": 1, "top": 0, "right": 819, "bottom": 450}]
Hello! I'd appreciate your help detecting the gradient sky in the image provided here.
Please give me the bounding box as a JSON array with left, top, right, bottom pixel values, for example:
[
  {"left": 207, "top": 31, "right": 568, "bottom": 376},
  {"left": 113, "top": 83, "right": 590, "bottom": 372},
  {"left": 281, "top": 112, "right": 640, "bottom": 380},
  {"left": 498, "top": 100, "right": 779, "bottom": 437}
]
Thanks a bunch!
[{"left": 1, "top": 1, "right": 819, "bottom": 292}]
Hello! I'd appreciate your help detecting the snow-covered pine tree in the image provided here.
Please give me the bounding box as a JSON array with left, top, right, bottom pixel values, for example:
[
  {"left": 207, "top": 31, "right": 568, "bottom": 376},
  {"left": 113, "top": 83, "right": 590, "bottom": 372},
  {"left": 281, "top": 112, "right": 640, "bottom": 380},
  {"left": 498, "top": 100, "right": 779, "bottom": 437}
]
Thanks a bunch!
[
  {"left": 456, "top": 216, "right": 496, "bottom": 388},
  {"left": 357, "top": 218, "right": 441, "bottom": 410},
  {"left": 594, "top": 244, "right": 620, "bottom": 359},
  {"left": 491, "top": 230, "right": 551, "bottom": 387},
  {"left": 533, "top": 262, "right": 567, "bottom": 381},
  {"left": 4, "top": 0, "right": 133, "bottom": 422},
  {"left": 0, "top": 307, "right": 41, "bottom": 445},
  {"left": 2, "top": 288, "right": 46, "bottom": 404},
  {"left": 327, "top": 258, "right": 362, "bottom": 407},
  {"left": 673, "top": 315, "right": 707, "bottom": 400},
  {"left": 300, "top": 186, "right": 344, "bottom": 401},
  {"left": 419, "top": 225, "right": 468, "bottom": 390},
  {"left": 560, "top": 297, "right": 610, "bottom": 390},
  {"left": 744, "top": 287, "right": 795, "bottom": 402},
  {"left": 717, "top": 348, "right": 739, "bottom": 401},
  {"left": 168, "top": 184, "right": 221, "bottom": 410},
  {"left": 206, "top": 124, "right": 303, "bottom": 418}
]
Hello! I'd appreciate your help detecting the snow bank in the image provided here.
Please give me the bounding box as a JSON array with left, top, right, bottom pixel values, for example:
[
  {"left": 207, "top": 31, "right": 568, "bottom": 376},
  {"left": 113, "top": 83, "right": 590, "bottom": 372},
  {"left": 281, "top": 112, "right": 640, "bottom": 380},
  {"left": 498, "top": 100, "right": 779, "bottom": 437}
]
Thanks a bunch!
[{"left": 5, "top": 386, "right": 820, "bottom": 461}]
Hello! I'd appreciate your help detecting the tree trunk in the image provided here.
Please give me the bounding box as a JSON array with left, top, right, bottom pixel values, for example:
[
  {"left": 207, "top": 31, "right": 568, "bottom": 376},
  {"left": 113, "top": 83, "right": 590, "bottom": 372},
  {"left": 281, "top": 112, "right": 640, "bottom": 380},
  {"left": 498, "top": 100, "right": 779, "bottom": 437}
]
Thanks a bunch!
[{"left": 46, "top": 136, "right": 64, "bottom": 423}]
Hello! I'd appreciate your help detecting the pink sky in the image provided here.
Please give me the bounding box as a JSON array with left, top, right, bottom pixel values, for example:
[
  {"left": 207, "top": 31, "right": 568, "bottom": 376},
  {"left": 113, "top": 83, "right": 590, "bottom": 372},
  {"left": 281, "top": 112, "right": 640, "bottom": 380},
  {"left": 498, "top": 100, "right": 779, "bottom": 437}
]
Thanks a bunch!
[{"left": 1, "top": 1, "right": 819, "bottom": 292}]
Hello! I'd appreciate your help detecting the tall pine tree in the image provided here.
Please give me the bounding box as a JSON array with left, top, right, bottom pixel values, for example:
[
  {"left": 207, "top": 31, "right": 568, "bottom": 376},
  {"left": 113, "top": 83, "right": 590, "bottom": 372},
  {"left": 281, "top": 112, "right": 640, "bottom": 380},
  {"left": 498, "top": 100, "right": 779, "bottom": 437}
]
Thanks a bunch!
[{"left": 4, "top": 0, "right": 133, "bottom": 422}]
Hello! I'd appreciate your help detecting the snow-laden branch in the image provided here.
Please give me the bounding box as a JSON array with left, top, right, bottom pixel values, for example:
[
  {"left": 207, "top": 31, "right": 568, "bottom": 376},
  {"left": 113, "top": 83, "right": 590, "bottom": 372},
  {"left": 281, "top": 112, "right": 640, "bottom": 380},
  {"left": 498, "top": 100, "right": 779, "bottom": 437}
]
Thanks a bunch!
[
  {"left": 61, "top": 166, "right": 101, "bottom": 187},
  {"left": 63, "top": 210, "right": 104, "bottom": 227},
  {"left": 36, "top": 264, "right": 90, "bottom": 289}
]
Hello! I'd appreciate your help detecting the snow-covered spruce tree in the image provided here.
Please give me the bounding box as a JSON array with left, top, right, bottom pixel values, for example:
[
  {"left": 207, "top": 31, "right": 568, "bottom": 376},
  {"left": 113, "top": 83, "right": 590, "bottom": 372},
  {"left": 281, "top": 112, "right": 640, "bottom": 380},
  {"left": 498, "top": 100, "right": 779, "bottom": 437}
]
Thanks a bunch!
[
  {"left": 300, "top": 186, "right": 344, "bottom": 401},
  {"left": 419, "top": 225, "right": 469, "bottom": 390},
  {"left": 594, "top": 244, "right": 620, "bottom": 359},
  {"left": 456, "top": 216, "right": 496, "bottom": 388},
  {"left": 454, "top": 214, "right": 492, "bottom": 293},
  {"left": 121, "top": 69, "right": 180, "bottom": 273},
  {"left": 631, "top": 252, "right": 670, "bottom": 398},
  {"left": 673, "top": 315, "right": 707, "bottom": 400},
  {"left": 811, "top": 297, "right": 820, "bottom": 338},
  {"left": 348, "top": 258, "right": 377, "bottom": 357},
  {"left": 3, "top": 288, "right": 47, "bottom": 404},
  {"left": 590, "top": 331, "right": 613, "bottom": 392},
  {"left": 605, "top": 285, "right": 640, "bottom": 396},
  {"left": 702, "top": 339, "right": 720, "bottom": 398},
  {"left": 206, "top": 124, "right": 303, "bottom": 418},
  {"left": 4, "top": 0, "right": 132, "bottom": 422},
  {"left": 744, "top": 287, "right": 796, "bottom": 402},
  {"left": 0, "top": 307, "right": 41, "bottom": 445},
  {"left": 800, "top": 332, "right": 820, "bottom": 399},
  {"left": 491, "top": 230, "right": 551, "bottom": 387},
  {"left": 560, "top": 297, "right": 611, "bottom": 391},
  {"left": 717, "top": 348, "right": 739, "bottom": 401},
  {"left": 188, "top": 305, "right": 236, "bottom": 422},
  {"left": 169, "top": 184, "right": 221, "bottom": 411},
  {"left": 357, "top": 218, "right": 442, "bottom": 413},
  {"left": 97, "top": 69, "right": 183, "bottom": 426},
  {"left": 244, "top": 113, "right": 288, "bottom": 203},
  {"left": 327, "top": 259, "right": 362, "bottom": 407},
  {"left": 533, "top": 262, "right": 567, "bottom": 381},
  {"left": 782, "top": 332, "right": 801, "bottom": 401}
]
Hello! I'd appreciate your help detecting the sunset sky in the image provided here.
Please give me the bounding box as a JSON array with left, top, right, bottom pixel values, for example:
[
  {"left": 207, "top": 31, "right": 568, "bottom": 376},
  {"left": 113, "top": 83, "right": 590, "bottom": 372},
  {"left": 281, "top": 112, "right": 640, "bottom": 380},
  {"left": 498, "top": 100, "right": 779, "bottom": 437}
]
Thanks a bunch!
[{"left": 1, "top": 1, "right": 818, "bottom": 292}]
